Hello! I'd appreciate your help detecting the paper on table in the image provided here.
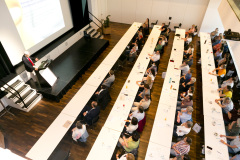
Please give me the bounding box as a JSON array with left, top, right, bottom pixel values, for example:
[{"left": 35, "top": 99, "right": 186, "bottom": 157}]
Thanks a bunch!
[{"left": 63, "top": 120, "right": 72, "bottom": 128}]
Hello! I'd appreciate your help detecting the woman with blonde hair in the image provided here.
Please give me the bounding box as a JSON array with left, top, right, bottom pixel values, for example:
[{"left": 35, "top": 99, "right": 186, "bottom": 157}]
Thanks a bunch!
[{"left": 116, "top": 153, "right": 135, "bottom": 160}]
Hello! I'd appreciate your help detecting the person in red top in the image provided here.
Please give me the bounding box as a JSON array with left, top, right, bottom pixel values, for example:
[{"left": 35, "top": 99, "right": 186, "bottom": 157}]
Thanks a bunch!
[{"left": 22, "top": 51, "right": 38, "bottom": 82}]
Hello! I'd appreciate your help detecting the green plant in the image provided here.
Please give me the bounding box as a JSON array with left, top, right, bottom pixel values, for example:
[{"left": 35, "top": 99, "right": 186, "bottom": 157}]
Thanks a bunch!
[{"left": 103, "top": 15, "right": 111, "bottom": 28}]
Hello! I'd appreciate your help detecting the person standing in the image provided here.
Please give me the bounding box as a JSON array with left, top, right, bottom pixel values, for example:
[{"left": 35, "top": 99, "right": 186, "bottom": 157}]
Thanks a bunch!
[{"left": 22, "top": 51, "right": 38, "bottom": 82}]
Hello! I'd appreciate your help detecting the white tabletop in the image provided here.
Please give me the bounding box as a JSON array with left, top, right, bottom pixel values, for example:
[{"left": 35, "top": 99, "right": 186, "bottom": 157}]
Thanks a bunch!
[
  {"left": 0, "top": 148, "right": 26, "bottom": 160},
  {"left": 86, "top": 127, "right": 120, "bottom": 160},
  {"left": 200, "top": 32, "right": 229, "bottom": 159},
  {"left": 26, "top": 22, "right": 143, "bottom": 160},
  {"left": 87, "top": 25, "right": 162, "bottom": 159},
  {"left": 147, "top": 29, "right": 185, "bottom": 154},
  {"left": 145, "top": 142, "right": 170, "bottom": 160},
  {"left": 26, "top": 113, "right": 75, "bottom": 160}
]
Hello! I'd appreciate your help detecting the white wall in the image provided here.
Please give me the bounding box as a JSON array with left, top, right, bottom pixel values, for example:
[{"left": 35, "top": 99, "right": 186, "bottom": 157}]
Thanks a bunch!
[
  {"left": 199, "top": 0, "right": 224, "bottom": 33},
  {"left": 107, "top": 0, "right": 209, "bottom": 30},
  {"left": 88, "top": 0, "right": 108, "bottom": 26},
  {"left": 218, "top": 0, "right": 240, "bottom": 79}
]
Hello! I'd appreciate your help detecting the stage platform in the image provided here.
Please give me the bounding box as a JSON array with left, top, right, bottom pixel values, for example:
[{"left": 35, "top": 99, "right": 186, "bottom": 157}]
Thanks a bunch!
[{"left": 28, "top": 37, "right": 109, "bottom": 101}]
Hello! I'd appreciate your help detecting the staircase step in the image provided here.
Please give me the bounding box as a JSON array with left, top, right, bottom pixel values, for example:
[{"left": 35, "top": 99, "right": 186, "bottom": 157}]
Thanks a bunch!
[
  {"left": 92, "top": 31, "right": 99, "bottom": 38},
  {"left": 9, "top": 84, "right": 29, "bottom": 99},
  {"left": 15, "top": 89, "right": 35, "bottom": 104},
  {"left": 23, "top": 93, "right": 41, "bottom": 109},
  {"left": 85, "top": 25, "right": 92, "bottom": 32},
  {"left": 88, "top": 29, "right": 95, "bottom": 35},
  {"left": 5, "top": 80, "right": 22, "bottom": 91}
]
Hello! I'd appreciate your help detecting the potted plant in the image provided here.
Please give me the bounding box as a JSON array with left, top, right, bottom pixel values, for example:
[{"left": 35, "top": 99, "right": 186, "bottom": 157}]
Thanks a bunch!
[{"left": 103, "top": 15, "right": 111, "bottom": 35}]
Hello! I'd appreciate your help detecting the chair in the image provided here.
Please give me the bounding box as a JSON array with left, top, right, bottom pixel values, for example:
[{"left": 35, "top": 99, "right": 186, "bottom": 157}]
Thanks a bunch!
[
  {"left": 137, "top": 115, "right": 146, "bottom": 132},
  {"left": 151, "top": 20, "right": 158, "bottom": 28},
  {"left": 88, "top": 114, "right": 99, "bottom": 130}
]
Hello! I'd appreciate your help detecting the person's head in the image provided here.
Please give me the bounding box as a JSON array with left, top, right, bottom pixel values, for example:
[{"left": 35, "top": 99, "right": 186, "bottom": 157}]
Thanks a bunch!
[
  {"left": 131, "top": 117, "right": 138, "bottom": 125},
  {"left": 146, "top": 75, "right": 152, "bottom": 85},
  {"left": 109, "top": 70, "right": 114, "bottom": 75},
  {"left": 188, "top": 95, "right": 193, "bottom": 101},
  {"left": 101, "top": 85, "right": 107, "bottom": 90},
  {"left": 126, "top": 153, "right": 135, "bottom": 160},
  {"left": 138, "top": 106, "right": 144, "bottom": 113},
  {"left": 24, "top": 51, "right": 30, "bottom": 57},
  {"left": 151, "top": 68, "right": 156, "bottom": 76},
  {"left": 91, "top": 101, "right": 97, "bottom": 108},
  {"left": 215, "top": 28, "right": 219, "bottom": 32},
  {"left": 132, "top": 132, "right": 140, "bottom": 142},
  {"left": 144, "top": 84, "right": 150, "bottom": 90},
  {"left": 76, "top": 121, "right": 83, "bottom": 129},
  {"left": 192, "top": 24, "right": 195, "bottom": 28},
  {"left": 156, "top": 50, "right": 160, "bottom": 55},
  {"left": 220, "top": 64, "right": 227, "bottom": 69},
  {"left": 186, "top": 121, "right": 193, "bottom": 128},
  {"left": 182, "top": 60, "right": 188, "bottom": 65},
  {"left": 186, "top": 106, "right": 193, "bottom": 113},
  {"left": 229, "top": 76, "right": 236, "bottom": 82},
  {"left": 189, "top": 86, "right": 195, "bottom": 93},
  {"left": 226, "top": 85, "right": 232, "bottom": 92},
  {"left": 158, "top": 38, "right": 162, "bottom": 43},
  {"left": 184, "top": 137, "right": 192, "bottom": 145},
  {"left": 190, "top": 77, "right": 196, "bottom": 83},
  {"left": 162, "top": 23, "right": 165, "bottom": 26},
  {"left": 144, "top": 94, "right": 150, "bottom": 101},
  {"left": 224, "top": 97, "right": 231, "bottom": 104}
]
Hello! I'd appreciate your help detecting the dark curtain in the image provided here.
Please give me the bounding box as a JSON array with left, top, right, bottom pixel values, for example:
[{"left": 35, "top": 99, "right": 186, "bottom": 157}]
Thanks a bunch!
[{"left": 0, "top": 42, "right": 13, "bottom": 79}]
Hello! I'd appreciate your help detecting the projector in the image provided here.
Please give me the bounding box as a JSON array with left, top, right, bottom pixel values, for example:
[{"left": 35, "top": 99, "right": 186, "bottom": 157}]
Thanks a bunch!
[{"left": 224, "top": 29, "right": 240, "bottom": 41}]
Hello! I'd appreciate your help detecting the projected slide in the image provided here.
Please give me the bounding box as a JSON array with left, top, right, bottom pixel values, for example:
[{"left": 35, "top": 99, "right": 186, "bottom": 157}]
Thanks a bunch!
[{"left": 5, "top": 0, "right": 65, "bottom": 50}]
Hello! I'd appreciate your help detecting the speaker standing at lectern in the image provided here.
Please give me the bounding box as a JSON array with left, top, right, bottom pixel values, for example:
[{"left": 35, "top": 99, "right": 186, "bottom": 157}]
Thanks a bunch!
[{"left": 22, "top": 51, "right": 39, "bottom": 82}]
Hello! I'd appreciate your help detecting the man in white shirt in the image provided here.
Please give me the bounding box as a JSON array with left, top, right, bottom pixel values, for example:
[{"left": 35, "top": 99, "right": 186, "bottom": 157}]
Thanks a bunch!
[
  {"left": 220, "top": 134, "right": 240, "bottom": 154},
  {"left": 102, "top": 70, "right": 115, "bottom": 87},
  {"left": 125, "top": 117, "right": 138, "bottom": 134},
  {"left": 71, "top": 121, "right": 88, "bottom": 142},
  {"left": 173, "top": 121, "right": 193, "bottom": 138},
  {"left": 129, "top": 106, "right": 145, "bottom": 122},
  {"left": 131, "top": 95, "right": 151, "bottom": 111},
  {"left": 148, "top": 50, "right": 160, "bottom": 63},
  {"left": 178, "top": 60, "right": 190, "bottom": 76}
]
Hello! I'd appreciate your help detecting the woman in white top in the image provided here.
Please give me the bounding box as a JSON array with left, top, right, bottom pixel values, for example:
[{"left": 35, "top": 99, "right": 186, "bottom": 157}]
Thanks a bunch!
[
  {"left": 72, "top": 121, "right": 88, "bottom": 142},
  {"left": 132, "top": 95, "right": 151, "bottom": 111},
  {"left": 124, "top": 117, "right": 138, "bottom": 134},
  {"left": 215, "top": 97, "right": 234, "bottom": 114},
  {"left": 129, "top": 106, "right": 145, "bottom": 122},
  {"left": 221, "top": 77, "right": 235, "bottom": 89}
]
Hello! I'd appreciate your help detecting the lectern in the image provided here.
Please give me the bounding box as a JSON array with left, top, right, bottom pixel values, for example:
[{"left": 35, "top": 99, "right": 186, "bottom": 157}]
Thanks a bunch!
[{"left": 36, "top": 60, "right": 57, "bottom": 87}]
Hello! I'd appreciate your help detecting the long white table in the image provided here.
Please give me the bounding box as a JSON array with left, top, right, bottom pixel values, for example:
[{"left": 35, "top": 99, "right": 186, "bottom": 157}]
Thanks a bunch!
[
  {"left": 200, "top": 32, "right": 229, "bottom": 160},
  {"left": 145, "top": 29, "right": 185, "bottom": 159},
  {"left": 26, "top": 22, "right": 142, "bottom": 160},
  {"left": 87, "top": 25, "right": 162, "bottom": 160}
]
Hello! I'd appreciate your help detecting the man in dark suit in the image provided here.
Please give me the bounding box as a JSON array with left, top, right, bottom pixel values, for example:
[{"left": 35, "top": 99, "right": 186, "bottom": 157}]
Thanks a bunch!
[
  {"left": 92, "top": 85, "right": 111, "bottom": 110},
  {"left": 22, "top": 51, "right": 38, "bottom": 82},
  {"left": 79, "top": 101, "right": 100, "bottom": 125}
]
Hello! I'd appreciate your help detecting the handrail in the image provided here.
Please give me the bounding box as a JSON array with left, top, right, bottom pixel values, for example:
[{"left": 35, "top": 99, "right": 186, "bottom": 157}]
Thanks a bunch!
[
  {"left": 88, "top": 11, "right": 104, "bottom": 35},
  {"left": 0, "top": 80, "right": 27, "bottom": 108}
]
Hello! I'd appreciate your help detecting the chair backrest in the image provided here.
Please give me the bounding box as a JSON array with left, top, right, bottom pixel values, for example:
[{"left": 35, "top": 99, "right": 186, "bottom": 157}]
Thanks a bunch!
[
  {"left": 92, "top": 114, "right": 99, "bottom": 125},
  {"left": 137, "top": 115, "right": 146, "bottom": 132}
]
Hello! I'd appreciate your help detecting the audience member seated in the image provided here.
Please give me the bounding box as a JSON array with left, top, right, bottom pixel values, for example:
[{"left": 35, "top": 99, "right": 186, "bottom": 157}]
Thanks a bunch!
[
  {"left": 170, "top": 137, "right": 192, "bottom": 157},
  {"left": 92, "top": 85, "right": 111, "bottom": 109},
  {"left": 124, "top": 117, "right": 138, "bottom": 134},
  {"left": 182, "top": 34, "right": 192, "bottom": 47},
  {"left": 164, "top": 28, "right": 171, "bottom": 41},
  {"left": 178, "top": 86, "right": 194, "bottom": 101},
  {"left": 136, "top": 75, "right": 152, "bottom": 90},
  {"left": 159, "top": 35, "right": 168, "bottom": 46},
  {"left": 129, "top": 106, "right": 145, "bottom": 122},
  {"left": 180, "top": 69, "right": 192, "bottom": 83},
  {"left": 223, "top": 107, "right": 240, "bottom": 125},
  {"left": 176, "top": 106, "right": 193, "bottom": 125},
  {"left": 173, "top": 121, "right": 193, "bottom": 138},
  {"left": 177, "top": 95, "right": 193, "bottom": 110},
  {"left": 131, "top": 95, "right": 151, "bottom": 111},
  {"left": 212, "top": 35, "right": 222, "bottom": 47},
  {"left": 210, "top": 28, "right": 219, "bottom": 40},
  {"left": 215, "top": 97, "right": 233, "bottom": 114},
  {"left": 135, "top": 84, "right": 150, "bottom": 102},
  {"left": 118, "top": 132, "right": 140, "bottom": 153},
  {"left": 146, "top": 62, "right": 158, "bottom": 75},
  {"left": 148, "top": 50, "right": 160, "bottom": 63},
  {"left": 221, "top": 76, "right": 235, "bottom": 89},
  {"left": 209, "top": 64, "right": 227, "bottom": 85},
  {"left": 179, "top": 77, "right": 196, "bottom": 92},
  {"left": 144, "top": 68, "right": 156, "bottom": 82},
  {"left": 102, "top": 70, "right": 115, "bottom": 87},
  {"left": 154, "top": 39, "right": 163, "bottom": 52},
  {"left": 226, "top": 118, "right": 240, "bottom": 136},
  {"left": 116, "top": 153, "right": 135, "bottom": 160},
  {"left": 71, "top": 121, "right": 89, "bottom": 142},
  {"left": 220, "top": 134, "right": 240, "bottom": 154},
  {"left": 186, "top": 24, "right": 196, "bottom": 35},
  {"left": 217, "top": 53, "right": 229, "bottom": 67},
  {"left": 218, "top": 85, "right": 233, "bottom": 98},
  {"left": 128, "top": 46, "right": 137, "bottom": 62},
  {"left": 79, "top": 101, "right": 100, "bottom": 125},
  {"left": 178, "top": 60, "right": 190, "bottom": 76},
  {"left": 160, "top": 23, "right": 168, "bottom": 34}
]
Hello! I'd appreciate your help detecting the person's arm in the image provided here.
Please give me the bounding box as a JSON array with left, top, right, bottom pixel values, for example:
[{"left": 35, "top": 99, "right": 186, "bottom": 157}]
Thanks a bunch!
[
  {"left": 219, "top": 90, "right": 226, "bottom": 97},
  {"left": 220, "top": 139, "right": 238, "bottom": 148},
  {"left": 228, "top": 111, "right": 232, "bottom": 120},
  {"left": 228, "top": 121, "right": 236, "bottom": 131},
  {"left": 220, "top": 135, "right": 236, "bottom": 139},
  {"left": 136, "top": 81, "right": 144, "bottom": 87},
  {"left": 138, "top": 91, "right": 143, "bottom": 97},
  {"left": 231, "top": 155, "right": 237, "bottom": 160}
]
